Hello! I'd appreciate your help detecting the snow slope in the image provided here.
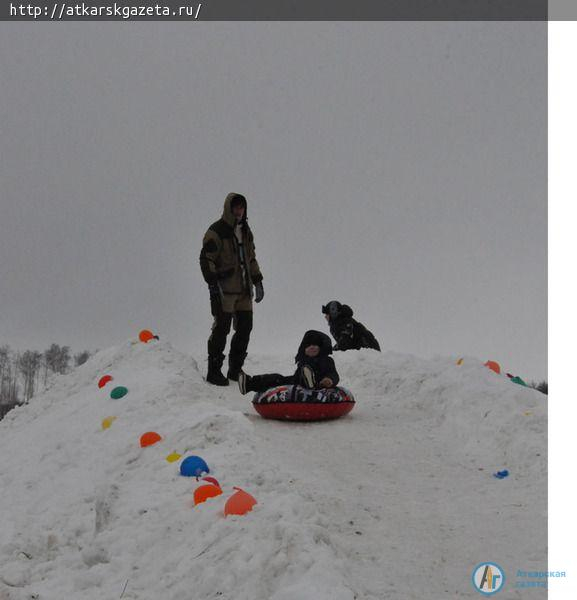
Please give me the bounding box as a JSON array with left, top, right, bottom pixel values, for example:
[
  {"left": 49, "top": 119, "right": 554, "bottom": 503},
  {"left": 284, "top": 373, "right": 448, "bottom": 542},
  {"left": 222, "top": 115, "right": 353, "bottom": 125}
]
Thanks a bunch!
[{"left": 0, "top": 338, "right": 546, "bottom": 600}]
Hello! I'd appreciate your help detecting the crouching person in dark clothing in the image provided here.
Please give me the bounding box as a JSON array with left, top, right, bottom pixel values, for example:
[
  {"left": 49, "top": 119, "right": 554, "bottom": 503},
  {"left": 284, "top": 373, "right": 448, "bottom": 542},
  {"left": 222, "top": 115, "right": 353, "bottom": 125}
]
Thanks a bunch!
[
  {"left": 322, "top": 300, "right": 381, "bottom": 352},
  {"left": 238, "top": 330, "right": 339, "bottom": 395}
]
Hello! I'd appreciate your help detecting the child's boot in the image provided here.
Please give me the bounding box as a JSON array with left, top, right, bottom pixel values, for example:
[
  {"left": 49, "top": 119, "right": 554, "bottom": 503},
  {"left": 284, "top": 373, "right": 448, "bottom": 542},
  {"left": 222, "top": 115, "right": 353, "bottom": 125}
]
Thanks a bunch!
[
  {"left": 238, "top": 372, "right": 252, "bottom": 395},
  {"left": 300, "top": 365, "right": 316, "bottom": 389}
]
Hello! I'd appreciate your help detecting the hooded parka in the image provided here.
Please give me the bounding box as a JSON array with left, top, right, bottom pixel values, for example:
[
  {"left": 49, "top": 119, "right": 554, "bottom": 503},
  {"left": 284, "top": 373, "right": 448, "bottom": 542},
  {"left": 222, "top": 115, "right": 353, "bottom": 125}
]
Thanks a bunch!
[{"left": 200, "top": 193, "right": 263, "bottom": 298}]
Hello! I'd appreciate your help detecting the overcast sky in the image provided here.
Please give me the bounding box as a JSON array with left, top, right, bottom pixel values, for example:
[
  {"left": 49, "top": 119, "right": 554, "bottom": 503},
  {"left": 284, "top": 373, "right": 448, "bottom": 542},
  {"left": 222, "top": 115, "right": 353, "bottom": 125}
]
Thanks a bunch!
[{"left": 0, "top": 22, "right": 546, "bottom": 379}]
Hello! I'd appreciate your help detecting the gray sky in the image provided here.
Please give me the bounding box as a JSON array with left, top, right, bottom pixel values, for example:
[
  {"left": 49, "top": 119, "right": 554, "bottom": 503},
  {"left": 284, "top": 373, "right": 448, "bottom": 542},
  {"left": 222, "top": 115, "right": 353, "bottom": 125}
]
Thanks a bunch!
[{"left": 0, "top": 22, "right": 546, "bottom": 380}]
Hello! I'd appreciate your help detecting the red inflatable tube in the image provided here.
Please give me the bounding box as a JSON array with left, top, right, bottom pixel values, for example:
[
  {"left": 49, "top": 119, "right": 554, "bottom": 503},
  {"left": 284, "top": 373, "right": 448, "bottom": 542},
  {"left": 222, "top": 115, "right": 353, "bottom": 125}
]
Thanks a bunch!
[
  {"left": 252, "top": 385, "right": 355, "bottom": 422},
  {"left": 253, "top": 401, "right": 354, "bottom": 421}
]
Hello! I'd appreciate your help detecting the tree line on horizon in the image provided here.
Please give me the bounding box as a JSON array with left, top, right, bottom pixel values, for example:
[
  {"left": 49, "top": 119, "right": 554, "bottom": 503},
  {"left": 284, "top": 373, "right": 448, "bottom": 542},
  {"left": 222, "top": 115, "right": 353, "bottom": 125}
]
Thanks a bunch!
[{"left": 0, "top": 344, "right": 92, "bottom": 420}]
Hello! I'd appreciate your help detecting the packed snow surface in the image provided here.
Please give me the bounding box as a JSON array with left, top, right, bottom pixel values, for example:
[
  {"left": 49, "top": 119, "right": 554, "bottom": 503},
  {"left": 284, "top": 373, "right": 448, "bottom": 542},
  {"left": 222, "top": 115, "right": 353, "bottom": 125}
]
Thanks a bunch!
[{"left": 0, "top": 338, "right": 546, "bottom": 599}]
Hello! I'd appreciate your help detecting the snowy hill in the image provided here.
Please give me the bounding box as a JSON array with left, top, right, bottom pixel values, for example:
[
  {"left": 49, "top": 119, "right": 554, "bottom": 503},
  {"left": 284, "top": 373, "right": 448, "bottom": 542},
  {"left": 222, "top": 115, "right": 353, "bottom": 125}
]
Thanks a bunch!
[{"left": 0, "top": 338, "right": 546, "bottom": 600}]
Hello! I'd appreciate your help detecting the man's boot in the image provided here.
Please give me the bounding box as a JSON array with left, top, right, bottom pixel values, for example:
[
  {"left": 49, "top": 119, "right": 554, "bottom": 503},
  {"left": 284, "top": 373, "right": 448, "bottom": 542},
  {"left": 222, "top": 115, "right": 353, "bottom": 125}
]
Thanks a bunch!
[
  {"left": 227, "top": 351, "right": 247, "bottom": 382},
  {"left": 206, "top": 354, "right": 229, "bottom": 386}
]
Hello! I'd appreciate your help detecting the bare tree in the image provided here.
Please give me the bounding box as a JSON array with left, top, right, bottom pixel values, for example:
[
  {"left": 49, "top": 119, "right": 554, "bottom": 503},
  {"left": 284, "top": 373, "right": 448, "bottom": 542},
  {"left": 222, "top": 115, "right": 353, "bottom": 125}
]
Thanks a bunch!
[
  {"left": 74, "top": 351, "right": 91, "bottom": 367},
  {"left": 44, "top": 344, "right": 60, "bottom": 374},
  {"left": 44, "top": 344, "right": 71, "bottom": 375},
  {"left": 0, "top": 345, "right": 19, "bottom": 406},
  {"left": 17, "top": 350, "right": 42, "bottom": 402},
  {"left": 0, "top": 345, "right": 9, "bottom": 391},
  {"left": 57, "top": 345, "right": 71, "bottom": 374}
]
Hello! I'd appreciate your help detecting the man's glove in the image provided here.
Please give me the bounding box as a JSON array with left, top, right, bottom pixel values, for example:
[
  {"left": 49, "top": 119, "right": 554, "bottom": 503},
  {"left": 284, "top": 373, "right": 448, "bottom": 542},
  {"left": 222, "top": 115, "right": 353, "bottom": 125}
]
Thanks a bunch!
[
  {"left": 254, "top": 281, "right": 264, "bottom": 303},
  {"left": 209, "top": 283, "right": 222, "bottom": 316}
]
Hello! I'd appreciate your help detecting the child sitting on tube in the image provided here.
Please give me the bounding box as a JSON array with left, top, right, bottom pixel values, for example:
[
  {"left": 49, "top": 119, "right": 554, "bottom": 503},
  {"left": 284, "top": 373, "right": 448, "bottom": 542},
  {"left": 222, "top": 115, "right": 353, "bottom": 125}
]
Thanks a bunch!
[{"left": 238, "top": 330, "right": 339, "bottom": 394}]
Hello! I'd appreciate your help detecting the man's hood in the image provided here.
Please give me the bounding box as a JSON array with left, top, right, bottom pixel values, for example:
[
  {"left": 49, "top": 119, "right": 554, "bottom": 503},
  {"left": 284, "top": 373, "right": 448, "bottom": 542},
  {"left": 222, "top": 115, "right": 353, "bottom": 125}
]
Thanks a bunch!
[
  {"left": 322, "top": 301, "right": 354, "bottom": 321},
  {"left": 222, "top": 193, "right": 248, "bottom": 227}
]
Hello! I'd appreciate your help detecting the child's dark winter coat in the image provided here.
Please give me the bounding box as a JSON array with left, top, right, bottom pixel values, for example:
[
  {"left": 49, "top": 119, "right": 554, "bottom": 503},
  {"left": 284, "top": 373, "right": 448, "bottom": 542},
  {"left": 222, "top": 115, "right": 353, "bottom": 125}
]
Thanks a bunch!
[
  {"left": 322, "top": 301, "right": 381, "bottom": 352},
  {"left": 293, "top": 330, "right": 340, "bottom": 386}
]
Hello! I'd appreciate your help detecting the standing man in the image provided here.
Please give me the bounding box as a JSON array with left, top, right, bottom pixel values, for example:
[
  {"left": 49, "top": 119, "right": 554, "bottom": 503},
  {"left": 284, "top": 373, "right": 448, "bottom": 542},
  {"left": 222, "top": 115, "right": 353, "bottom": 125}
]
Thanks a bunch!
[{"left": 199, "top": 193, "right": 264, "bottom": 386}]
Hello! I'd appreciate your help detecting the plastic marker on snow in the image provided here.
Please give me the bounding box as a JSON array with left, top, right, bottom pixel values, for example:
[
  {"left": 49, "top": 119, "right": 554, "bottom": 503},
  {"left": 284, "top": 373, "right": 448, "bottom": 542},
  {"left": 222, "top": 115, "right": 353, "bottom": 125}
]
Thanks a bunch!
[
  {"left": 98, "top": 375, "right": 113, "bottom": 388},
  {"left": 101, "top": 416, "right": 117, "bottom": 430},
  {"left": 224, "top": 487, "right": 257, "bottom": 517},
  {"left": 110, "top": 386, "right": 128, "bottom": 399},
  {"left": 201, "top": 476, "right": 221, "bottom": 488},
  {"left": 193, "top": 484, "right": 223, "bottom": 506},
  {"left": 456, "top": 358, "right": 463, "bottom": 366},
  {"left": 140, "top": 432, "right": 162, "bottom": 448},
  {"left": 506, "top": 373, "right": 527, "bottom": 386},
  {"left": 139, "top": 329, "right": 159, "bottom": 343},
  {"left": 165, "top": 451, "right": 182, "bottom": 463},
  {"left": 484, "top": 360, "right": 501, "bottom": 374},
  {"left": 179, "top": 456, "right": 209, "bottom": 477},
  {"left": 493, "top": 470, "right": 509, "bottom": 479}
]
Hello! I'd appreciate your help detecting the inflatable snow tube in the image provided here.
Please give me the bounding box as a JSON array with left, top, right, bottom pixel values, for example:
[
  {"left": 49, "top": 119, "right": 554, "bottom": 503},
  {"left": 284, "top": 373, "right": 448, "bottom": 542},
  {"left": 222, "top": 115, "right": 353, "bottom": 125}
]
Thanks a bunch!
[{"left": 252, "top": 385, "right": 355, "bottom": 422}]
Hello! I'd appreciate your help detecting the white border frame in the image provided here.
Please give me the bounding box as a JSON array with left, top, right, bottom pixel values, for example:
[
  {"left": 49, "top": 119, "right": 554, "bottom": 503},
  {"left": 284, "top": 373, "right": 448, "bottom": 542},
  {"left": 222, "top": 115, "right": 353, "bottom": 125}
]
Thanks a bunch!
[{"left": 549, "top": 21, "right": 577, "bottom": 600}]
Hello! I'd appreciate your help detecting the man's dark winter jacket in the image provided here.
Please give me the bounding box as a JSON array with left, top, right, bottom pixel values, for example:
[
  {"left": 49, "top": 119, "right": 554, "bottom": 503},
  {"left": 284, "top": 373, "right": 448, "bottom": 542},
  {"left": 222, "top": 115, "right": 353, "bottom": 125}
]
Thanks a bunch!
[
  {"left": 293, "top": 330, "right": 340, "bottom": 386},
  {"left": 322, "top": 301, "right": 381, "bottom": 352},
  {"left": 199, "top": 193, "right": 263, "bottom": 295}
]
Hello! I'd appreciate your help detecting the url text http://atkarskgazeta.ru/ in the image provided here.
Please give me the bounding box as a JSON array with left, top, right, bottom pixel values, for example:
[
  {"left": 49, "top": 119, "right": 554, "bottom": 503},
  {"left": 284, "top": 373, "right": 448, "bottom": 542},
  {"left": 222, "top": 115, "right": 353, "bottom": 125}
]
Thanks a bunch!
[{"left": 9, "top": 2, "right": 203, "bottom": 19}]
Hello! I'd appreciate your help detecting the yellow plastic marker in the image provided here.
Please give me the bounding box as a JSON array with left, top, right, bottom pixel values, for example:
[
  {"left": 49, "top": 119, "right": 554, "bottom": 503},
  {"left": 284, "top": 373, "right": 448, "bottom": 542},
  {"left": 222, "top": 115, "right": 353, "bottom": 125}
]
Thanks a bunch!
[
  {"left": 456, "top": 358, "right": 464, "bottom": 365},
  {"left": 166, "top": 451, "right": 182, "bottom": 463},
  {"left": 102, "top": 416, "right": 117, "bottom": 430}
]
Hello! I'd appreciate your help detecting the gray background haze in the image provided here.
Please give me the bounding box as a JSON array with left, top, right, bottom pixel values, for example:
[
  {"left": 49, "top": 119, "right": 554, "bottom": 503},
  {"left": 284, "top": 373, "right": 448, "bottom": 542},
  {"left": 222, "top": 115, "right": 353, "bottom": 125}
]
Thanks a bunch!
[{"left": 0, "top": 23, "right": 547, "bottom": 379}]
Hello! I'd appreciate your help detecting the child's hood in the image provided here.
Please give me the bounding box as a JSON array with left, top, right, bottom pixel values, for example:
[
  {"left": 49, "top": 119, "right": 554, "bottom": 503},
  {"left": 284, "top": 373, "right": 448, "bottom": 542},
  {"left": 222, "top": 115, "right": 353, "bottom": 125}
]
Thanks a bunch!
[{"left": 295, "top": 330, "right": 333, "bottom": 362}]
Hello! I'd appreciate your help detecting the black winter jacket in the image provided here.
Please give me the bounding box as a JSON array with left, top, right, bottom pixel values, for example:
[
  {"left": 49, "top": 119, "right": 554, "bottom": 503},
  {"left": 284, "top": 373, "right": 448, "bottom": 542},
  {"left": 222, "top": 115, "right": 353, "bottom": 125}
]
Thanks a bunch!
[{"left": 322, "top": 301, "right": 381, "bottom": 352}]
